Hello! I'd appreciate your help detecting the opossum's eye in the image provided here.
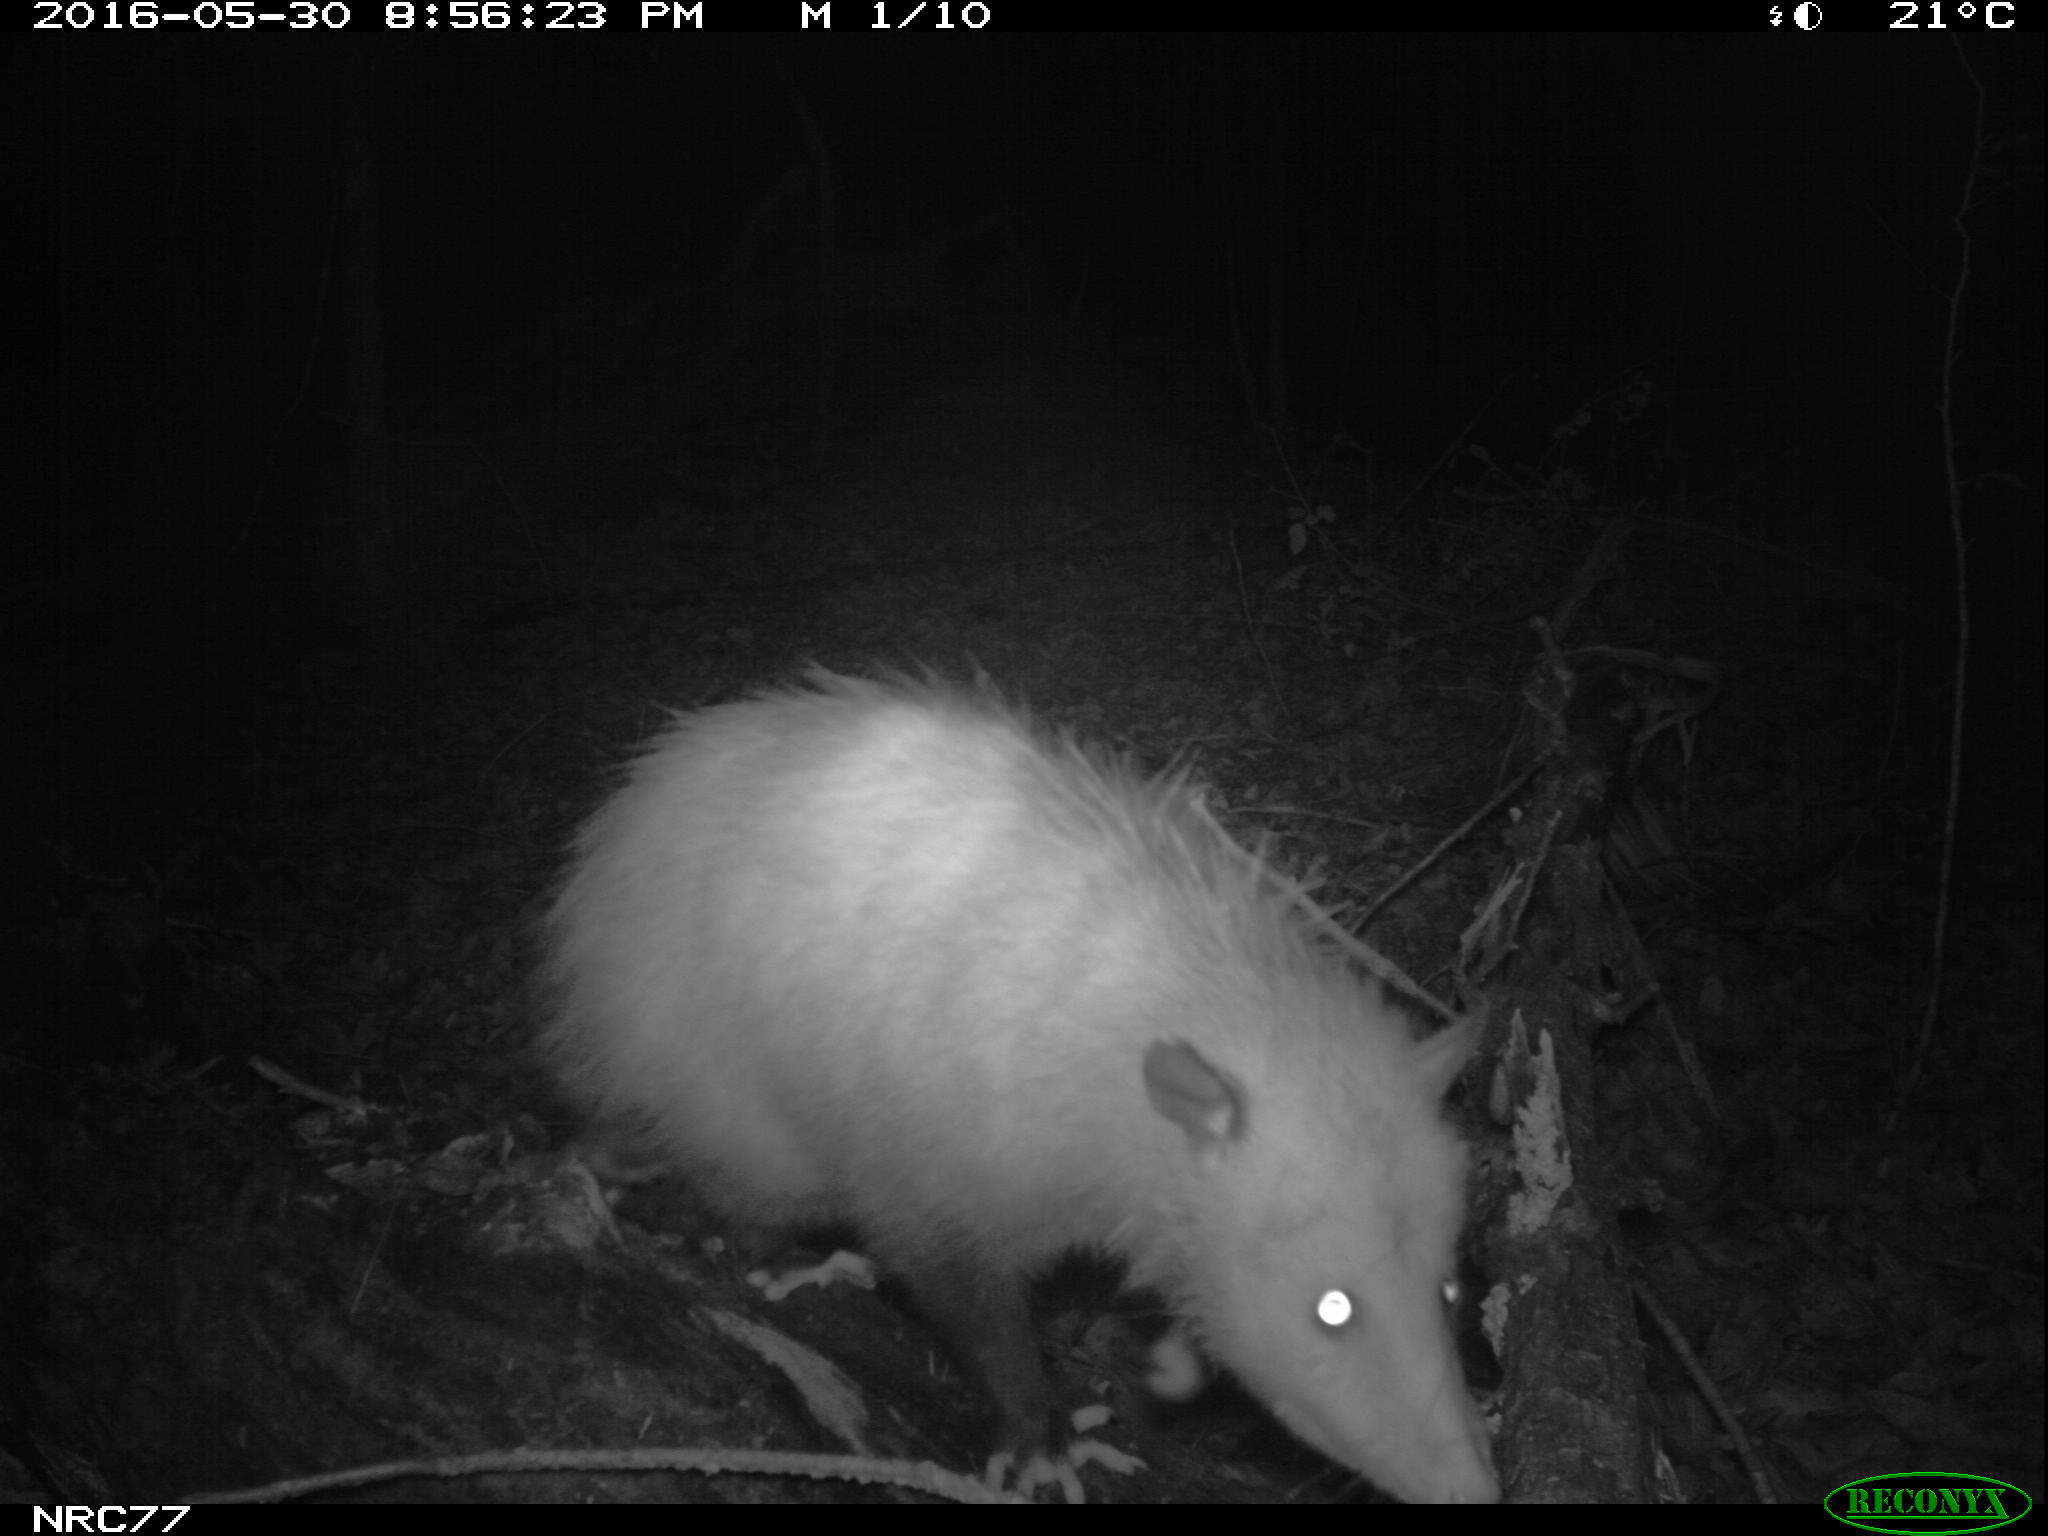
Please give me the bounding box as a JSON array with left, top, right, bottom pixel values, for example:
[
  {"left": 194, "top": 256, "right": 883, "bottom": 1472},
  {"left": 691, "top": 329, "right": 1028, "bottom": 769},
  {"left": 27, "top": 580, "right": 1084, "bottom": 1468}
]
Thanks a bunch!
[
  {"left": 1315, "top": 1288, "right": 1355, "bottom": 1328},
  {"left": 1440, "top": 1275, "right": 1461, "bottom": 1309}
]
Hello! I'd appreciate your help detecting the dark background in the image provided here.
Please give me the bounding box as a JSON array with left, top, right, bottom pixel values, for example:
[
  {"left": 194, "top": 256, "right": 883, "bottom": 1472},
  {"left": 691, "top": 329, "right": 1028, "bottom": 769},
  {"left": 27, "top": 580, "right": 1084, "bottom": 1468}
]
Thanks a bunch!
[{"left": 14, "top": 35, "right": 2043, "bottom": 839}]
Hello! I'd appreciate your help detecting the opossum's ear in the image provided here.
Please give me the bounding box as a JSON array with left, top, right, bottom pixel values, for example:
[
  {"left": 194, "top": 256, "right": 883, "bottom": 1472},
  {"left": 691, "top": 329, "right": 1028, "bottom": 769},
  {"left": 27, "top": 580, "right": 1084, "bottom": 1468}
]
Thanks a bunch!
[
  {"left": 1414, "top": 1012, "right": 1484, "bottom": 1101},
  {"left": 1143, "top": 1039, "right": 1249, "bottom": 1156}
]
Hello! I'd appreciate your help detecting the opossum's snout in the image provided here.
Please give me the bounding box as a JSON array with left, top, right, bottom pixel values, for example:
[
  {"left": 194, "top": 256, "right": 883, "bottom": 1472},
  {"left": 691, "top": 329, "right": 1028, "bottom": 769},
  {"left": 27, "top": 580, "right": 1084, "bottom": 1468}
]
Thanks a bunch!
[
  {"left": 1262, "top": 1331, "right": 1497, "bottom": 1503},
  {"left": 1355, "top": 1381, "right": 1497, "bottom": 1504},
  {"left": 1340, "top": 1297, "right": 1497, "bottom": 1503},
  {"left": 1225, "top": 1285, "right": 1498, "bottom": 1503},
  {"left": 1438, "top": 1392, "right": 1501, "bottom": 1504}
]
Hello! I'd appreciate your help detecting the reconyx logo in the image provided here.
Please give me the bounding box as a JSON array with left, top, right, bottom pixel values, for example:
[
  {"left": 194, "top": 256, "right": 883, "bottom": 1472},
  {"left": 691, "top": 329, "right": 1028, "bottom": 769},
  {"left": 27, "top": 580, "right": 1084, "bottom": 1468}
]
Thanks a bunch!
[{"left": 1825, "top": 1472, "right": 2031, "bottom": 1534}]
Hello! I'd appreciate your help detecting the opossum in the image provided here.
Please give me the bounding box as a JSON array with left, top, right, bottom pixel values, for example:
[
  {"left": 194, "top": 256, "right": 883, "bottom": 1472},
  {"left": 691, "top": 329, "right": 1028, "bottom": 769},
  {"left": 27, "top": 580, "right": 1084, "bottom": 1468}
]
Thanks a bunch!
[{"left": 539, "top": 671, "right": 1498, "bottom": 1503}]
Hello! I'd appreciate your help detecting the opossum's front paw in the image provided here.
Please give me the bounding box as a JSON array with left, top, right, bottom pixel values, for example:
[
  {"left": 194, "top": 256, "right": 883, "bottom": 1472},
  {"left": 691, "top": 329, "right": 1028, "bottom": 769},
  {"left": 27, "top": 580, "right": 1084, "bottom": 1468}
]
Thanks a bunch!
[
  {"left": 983, "top": 1407, "right": 1146, "bottom": 1503},
  {"left": 745, "top": 1248, "right": 879, "bottom": 1301},
  {"left": 1144, "top": 1320, "right": 1208, "bottom": 1400}
]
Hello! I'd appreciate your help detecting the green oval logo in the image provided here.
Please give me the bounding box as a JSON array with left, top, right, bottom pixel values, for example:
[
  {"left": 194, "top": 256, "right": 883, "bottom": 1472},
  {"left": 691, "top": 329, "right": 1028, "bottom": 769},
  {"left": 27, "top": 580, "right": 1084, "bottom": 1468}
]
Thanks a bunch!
[{"left": 1825, "top": 1472, "right": 2032, "bottom": 1534}]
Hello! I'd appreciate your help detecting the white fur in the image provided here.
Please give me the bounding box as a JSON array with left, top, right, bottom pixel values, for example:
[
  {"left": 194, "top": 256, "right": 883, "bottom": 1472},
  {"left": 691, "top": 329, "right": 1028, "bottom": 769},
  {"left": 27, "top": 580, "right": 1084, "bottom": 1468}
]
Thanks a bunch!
[{"left": 540, "top": 672, "right": 1497, "bottom": 1502}]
